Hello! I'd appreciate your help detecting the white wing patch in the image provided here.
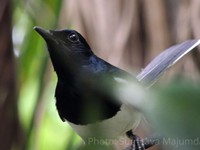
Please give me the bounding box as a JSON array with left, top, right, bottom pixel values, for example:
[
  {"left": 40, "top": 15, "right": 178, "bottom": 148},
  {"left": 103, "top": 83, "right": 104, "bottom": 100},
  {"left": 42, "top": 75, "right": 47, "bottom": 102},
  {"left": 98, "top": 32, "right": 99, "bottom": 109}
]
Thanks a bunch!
[{"left": 114, "top": 77, "right": 129, "bottom": 84}]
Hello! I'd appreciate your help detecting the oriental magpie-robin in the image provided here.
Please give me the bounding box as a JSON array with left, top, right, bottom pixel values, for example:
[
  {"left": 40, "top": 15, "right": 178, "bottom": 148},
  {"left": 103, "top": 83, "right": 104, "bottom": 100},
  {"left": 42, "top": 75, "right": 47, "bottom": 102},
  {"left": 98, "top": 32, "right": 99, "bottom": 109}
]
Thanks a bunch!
[{"left": 34, "top": 26, "right": 200, "bottom": 150}]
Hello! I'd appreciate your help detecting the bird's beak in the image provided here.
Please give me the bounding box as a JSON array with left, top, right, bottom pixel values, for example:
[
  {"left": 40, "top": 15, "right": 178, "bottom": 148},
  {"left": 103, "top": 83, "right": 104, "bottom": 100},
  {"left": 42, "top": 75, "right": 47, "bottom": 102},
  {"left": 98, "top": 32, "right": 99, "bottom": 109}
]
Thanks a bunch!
[
  {"left": 34, "top": 26, "right": 71, "bottom": 70},
  {"left": 34, "top": 26, "right": 52, "bottom": 41}
]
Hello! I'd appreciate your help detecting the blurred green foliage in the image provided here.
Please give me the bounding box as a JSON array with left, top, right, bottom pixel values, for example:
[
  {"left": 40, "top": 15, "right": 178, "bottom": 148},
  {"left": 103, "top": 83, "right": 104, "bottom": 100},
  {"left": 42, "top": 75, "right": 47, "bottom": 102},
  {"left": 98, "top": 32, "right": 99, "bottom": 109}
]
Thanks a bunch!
[
  {"left": 145, "top": 80, "right": 200, "bottom": 150},
  {"left": 12, "top": 0, "right": 81, "bottom": 149}
]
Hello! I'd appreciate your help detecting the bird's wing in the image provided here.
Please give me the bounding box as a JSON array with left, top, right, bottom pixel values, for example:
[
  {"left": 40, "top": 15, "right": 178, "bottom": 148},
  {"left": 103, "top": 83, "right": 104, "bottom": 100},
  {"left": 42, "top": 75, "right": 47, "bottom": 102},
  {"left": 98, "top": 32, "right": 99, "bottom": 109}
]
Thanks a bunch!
[{"left": 136, "top": 40, "right": 200, "bottom": 87}]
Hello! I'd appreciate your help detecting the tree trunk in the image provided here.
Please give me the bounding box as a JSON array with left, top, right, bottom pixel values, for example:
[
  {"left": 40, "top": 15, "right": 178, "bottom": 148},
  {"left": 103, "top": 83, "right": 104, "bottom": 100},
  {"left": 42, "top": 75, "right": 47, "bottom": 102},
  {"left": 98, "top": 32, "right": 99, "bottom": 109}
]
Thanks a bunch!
[{"left": 0, "top": 0, "right": 23, "bottom": 149}]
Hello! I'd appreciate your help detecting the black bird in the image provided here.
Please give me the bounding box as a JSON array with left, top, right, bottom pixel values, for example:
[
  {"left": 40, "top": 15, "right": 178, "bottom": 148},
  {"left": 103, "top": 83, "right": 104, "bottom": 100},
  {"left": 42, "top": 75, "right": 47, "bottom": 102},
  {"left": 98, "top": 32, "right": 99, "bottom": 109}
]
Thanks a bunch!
[{"left": 34, "top": 26, "right": 200, "bottom": 149}]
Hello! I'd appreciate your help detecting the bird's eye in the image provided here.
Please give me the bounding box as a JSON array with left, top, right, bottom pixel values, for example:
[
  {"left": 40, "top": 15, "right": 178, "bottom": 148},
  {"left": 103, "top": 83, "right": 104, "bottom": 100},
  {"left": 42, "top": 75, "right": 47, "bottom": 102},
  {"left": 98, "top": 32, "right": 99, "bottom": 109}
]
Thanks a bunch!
[{"left": 68, "top": 33, "right": 79, "bottom": 42}]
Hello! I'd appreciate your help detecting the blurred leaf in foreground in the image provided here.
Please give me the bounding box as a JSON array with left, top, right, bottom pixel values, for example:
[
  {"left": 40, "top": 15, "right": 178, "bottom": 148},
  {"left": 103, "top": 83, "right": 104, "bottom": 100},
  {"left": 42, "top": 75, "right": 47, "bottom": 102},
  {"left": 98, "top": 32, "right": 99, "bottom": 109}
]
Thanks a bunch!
[{"left": 145, "top": 80, "right": 200, "bottom": 150}]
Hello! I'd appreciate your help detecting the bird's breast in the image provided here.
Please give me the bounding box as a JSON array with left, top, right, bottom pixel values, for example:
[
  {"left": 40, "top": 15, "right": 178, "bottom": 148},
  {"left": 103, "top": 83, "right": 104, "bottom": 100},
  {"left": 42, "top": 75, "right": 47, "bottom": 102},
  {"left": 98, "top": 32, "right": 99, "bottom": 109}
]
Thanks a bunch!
[
  {"left": 55, "top": 78, "right": 121, "bottom": 124},
  {"left": 68, "top": 104, "right": 141, "bottom": 143}
]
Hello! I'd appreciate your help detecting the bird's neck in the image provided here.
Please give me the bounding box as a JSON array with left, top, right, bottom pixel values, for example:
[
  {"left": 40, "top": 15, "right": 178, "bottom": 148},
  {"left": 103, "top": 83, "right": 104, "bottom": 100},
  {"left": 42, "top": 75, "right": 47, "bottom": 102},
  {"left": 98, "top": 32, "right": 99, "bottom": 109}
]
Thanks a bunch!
[{"left": 54, "top": 55, "right": 96, "bottom": 82}]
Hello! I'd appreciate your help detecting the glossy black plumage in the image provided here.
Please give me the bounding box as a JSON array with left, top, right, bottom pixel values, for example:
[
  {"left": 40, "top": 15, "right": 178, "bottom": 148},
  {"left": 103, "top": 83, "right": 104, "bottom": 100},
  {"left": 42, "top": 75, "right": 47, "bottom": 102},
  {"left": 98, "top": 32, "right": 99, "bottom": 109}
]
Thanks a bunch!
[
  {"left": 55, "top": 55, "right": 128, "bottom": 124},
  {"left": 34, "top": 27, "right": 135, "bottom": 125},
  {"left": 34, "top": 26, "right": 200, "bottom": 150}
]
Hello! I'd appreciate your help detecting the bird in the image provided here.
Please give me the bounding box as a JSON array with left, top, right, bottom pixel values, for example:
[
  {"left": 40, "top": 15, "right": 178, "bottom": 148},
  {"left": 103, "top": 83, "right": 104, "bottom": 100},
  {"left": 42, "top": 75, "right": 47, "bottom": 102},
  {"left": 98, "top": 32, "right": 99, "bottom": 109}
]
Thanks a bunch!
[{"left": 34, "top": 26, "right": 200, "bottom": 150}]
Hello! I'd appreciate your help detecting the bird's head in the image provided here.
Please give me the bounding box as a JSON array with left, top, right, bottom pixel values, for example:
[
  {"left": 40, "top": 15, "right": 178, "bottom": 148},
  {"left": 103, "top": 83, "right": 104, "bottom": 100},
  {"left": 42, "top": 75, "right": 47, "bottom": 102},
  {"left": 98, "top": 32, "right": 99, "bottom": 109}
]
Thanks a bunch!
[{"left": 34, "top": 26, "right": 93, "bottom": 77}]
